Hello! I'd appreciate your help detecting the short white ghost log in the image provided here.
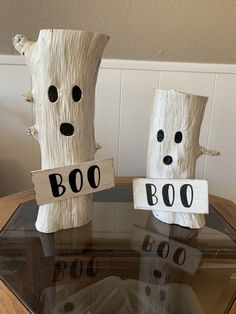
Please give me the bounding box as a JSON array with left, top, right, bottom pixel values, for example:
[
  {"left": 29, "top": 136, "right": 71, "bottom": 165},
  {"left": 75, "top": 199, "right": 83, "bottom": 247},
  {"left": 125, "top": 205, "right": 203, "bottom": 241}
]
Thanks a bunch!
[
  {"left": 146, "top": 89, "right": 219, "bottom": 229},
  {"left": 13, "top": 29, "right": 109, "bottom": 233}
]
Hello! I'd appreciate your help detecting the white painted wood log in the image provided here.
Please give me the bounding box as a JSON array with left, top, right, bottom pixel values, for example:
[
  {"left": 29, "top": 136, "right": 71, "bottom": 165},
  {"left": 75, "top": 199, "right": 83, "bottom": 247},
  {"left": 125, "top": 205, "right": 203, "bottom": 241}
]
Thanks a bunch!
[
  {"left": 13, "top": 29, "right": 109, "bottom": 233},
  {"left": 147, "top": 89, "right": 219, "bottom": 229}
]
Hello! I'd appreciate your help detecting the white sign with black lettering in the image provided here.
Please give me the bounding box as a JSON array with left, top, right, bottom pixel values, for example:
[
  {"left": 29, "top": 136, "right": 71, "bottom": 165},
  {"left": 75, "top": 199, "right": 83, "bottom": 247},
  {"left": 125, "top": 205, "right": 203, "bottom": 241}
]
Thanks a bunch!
[
  {"left": 130, "top": 225, "right": 202, "bottom": 273},
  {"left": 32, "top": 158, "right": 115, "bottom": 205},
  {"left": 133, "top": 178, "right": 208, "bottom": 214}
]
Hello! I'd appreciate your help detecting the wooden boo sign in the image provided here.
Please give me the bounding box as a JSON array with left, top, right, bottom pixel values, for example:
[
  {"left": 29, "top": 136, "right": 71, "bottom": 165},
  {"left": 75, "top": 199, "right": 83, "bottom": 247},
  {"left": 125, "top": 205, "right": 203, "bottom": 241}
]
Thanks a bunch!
[
  {"left": 32, "top": 158, "right": 114, "bottom": 205},
  {"left": 133, "top": 178, "right": 208, "bottom": 214}
]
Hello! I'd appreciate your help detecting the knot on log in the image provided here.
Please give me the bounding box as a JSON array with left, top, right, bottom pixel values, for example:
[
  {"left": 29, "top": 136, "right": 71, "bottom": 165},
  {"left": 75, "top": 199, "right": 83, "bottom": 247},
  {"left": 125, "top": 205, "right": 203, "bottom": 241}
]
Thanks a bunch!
[
  {"left": 26, "top": 125, "right": 38, "bottom": 139},
  {"left": 96, "top": 142, "right": 102, "bottom": 151},
  {"left": 22, "top": 91, "right": 33, "bottom": 102}
]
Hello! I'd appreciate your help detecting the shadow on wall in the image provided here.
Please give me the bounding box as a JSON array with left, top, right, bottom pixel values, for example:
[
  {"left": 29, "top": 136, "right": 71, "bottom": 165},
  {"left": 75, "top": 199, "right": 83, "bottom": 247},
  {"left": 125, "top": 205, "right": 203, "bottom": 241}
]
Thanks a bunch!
[{"left": 0, "top": 158, "right": 32, "bottom": 197}]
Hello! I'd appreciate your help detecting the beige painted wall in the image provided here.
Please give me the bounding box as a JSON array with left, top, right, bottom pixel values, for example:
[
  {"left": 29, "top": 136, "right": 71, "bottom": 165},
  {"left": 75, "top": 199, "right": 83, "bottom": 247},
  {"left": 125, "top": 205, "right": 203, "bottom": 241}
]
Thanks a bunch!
[{"left": 1, "top": 0, "right": 236, "bottom": 63}]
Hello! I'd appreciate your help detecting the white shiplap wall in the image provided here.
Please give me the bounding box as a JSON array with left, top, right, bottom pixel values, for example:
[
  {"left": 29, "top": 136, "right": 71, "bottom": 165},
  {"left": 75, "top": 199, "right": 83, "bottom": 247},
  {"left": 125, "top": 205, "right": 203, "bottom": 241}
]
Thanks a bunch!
[{"left": 0, "top": 56, "right": 235, "bottom": 205}]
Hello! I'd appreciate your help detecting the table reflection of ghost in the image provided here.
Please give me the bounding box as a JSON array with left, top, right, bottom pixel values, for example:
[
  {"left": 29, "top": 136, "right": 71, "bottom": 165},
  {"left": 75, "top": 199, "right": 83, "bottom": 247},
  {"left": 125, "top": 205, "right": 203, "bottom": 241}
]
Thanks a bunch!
[
  {"left": 128, "top": 213, "right": 204, "bottom": 314},
  {"left": 49, "top": 214, "right": 204, "bottom": 314}
]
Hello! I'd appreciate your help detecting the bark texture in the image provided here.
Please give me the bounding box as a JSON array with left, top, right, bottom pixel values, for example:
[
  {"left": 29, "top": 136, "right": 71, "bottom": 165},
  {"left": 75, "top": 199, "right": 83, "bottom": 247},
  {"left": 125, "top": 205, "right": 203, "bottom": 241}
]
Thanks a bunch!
[
  {"left": 147, "top": 89, "right": 219, "bottom": 228},
  {"left": 13, "top": 29, "right": 109, "bottom": 233}
]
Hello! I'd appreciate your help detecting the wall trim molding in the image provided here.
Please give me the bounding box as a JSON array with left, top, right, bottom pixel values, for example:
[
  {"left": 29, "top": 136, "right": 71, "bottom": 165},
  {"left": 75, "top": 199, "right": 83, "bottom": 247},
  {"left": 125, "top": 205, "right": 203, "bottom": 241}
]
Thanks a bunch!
[
  {"left": 0, "top": 55, "right": 26, "bottom": 65},
  {"left": 1, "top": 54, "right": 236, "bottom": 74}
]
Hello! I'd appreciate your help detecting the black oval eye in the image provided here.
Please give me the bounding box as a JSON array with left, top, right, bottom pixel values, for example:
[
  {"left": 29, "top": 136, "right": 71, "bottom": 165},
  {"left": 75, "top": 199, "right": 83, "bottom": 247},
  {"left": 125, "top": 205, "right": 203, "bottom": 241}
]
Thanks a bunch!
[
  {"left": 72, "top": 85, "right": 82, "bottom": 102},
  {"left": 157, "top": 130, "right": 164, "bottom": 142},
  {"left": 175, "top": 131, "right": 183, "bottom": 143},
  {"left": 48, "top": 85, "right": 58, "bottom": 103}
]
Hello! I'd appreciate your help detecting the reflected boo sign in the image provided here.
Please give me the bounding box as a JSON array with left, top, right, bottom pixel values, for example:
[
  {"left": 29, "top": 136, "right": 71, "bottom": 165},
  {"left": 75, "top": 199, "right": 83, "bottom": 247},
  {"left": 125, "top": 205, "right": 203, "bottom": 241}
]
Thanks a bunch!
[
  {"left": 133, "top": 178, "right": 209, "bottom": 214},
  {"left": 131, "top": 225, "right": 202, "bottom": 273},
  {"left": 31, "top": 158, "right": 115, "bottom": 205}
]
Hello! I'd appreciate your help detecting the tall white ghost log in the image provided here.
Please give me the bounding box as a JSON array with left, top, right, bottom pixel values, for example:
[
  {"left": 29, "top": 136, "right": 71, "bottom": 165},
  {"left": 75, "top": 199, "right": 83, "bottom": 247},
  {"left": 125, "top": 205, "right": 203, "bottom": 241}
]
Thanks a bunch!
[
  {"left": 13, "top": 29, "right": 109, "bottom": 233},
  {"left": 147, "top": 89, "right": 219, "bottom": 229}
]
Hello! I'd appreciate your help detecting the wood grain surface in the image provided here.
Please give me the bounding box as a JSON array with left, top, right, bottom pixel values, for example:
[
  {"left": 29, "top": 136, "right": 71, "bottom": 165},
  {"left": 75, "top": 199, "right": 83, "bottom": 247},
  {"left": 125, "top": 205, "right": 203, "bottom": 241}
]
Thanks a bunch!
[
  {"left": 229, "top": 299, "right": 236, "bottom": 314},
  {"left": 0, "top": 189, "right": 35, "bottom": 231},
  {"left": 0, "top": 280, "right": 29, "bottom": 314},
  {"left": 114, "top": 176, "right": 135, "bottom": 184}
]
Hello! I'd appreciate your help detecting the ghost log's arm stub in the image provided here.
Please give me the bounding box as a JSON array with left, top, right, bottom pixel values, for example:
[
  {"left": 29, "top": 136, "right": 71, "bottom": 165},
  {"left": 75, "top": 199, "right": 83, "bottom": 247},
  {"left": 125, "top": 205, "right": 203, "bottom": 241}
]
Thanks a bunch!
[
  {"left": 26, "top": 125, "right": 38, "bottom": 140},
  {"left": 12, "top": 34, "right": 34, "bottom": 56},
  {"left": 201, "top": 147, "right": 220, "bottom": 156},
  {"left": 22, "top": 91, "right": 33, "bottom": 102},
  {"left": 13, "top": 29, "right": 109, "bottom": 233},
  {"left": 147, "top": 89, "right": 219, "bottom": 229}
]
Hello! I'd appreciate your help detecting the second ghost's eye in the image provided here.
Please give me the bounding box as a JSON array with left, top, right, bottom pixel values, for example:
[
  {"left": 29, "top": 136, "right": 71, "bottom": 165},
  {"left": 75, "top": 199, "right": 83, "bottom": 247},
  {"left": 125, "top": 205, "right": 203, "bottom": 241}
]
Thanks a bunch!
[
  {"left": 72, "top": 85, "right": 82, "bottom": 102},
  {"left": 157, "top": 130, "right": 164, "bottom": 142},
  {"left": 48, "top": 85, "right": 58, "bottom": 103},
  {"left": 175, "top": 131, "right": 183, "bottom": 143}
]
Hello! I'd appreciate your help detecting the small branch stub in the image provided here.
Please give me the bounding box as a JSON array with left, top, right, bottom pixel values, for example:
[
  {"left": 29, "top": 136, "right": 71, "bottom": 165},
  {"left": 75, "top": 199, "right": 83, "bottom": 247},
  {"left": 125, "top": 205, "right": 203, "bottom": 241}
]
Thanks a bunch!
[
  {"left": 201, "top": 147, "right": 220, "bottom": 156},
  {"left": 22, "top": 91, "right": 33, "bottom": 102},
  {"left": 13, "top": 34, "right": 34, "bottom": 56}
]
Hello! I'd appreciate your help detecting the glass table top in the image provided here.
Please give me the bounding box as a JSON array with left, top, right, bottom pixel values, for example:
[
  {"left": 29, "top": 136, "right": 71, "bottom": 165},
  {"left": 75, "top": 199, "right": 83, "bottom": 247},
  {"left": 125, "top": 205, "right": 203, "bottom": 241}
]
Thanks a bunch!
[{"left": 0, "top": 184, "right": 236, "bottom": 314}]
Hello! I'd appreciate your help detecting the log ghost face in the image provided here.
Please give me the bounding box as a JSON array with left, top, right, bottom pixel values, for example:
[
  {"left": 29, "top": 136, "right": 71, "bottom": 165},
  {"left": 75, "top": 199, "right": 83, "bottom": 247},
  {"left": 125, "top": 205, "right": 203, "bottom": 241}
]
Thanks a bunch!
[
  {"left": 29, "top": 30, "right": 109, "bottom": 169},
  {"left": 46, "top": 84, "right": 82, "bottom": 138},
  {"left": 147, "top": 89, "right": 219, "bottom": 228},
  {"left": 13, "top": 30, "right": 109, "bottom": 233},
  {"left": 48, "top": 84, "right": 82, "bottom": 137},
  {"left": 157, "top": 129, "right": 183, "bottom": 166}
]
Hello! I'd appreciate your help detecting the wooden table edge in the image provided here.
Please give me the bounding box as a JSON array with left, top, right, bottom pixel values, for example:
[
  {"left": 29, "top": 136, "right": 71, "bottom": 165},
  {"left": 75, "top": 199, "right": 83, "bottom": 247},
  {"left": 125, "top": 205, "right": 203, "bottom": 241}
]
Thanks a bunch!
[
  {"left": 0, "top": 189, "right": 35, "bottom": 231},
  {"left": 1, "top": 177, "right": 235, "bottom": 232},
  {"left": 0, "top": 280, "right": 30, "bottom": 313},
  {"left": 228, "top": 298, "right": 236, "bottom": 314},
  {"left": 0, "top": 177, "right": 134, "bottom": 232}
]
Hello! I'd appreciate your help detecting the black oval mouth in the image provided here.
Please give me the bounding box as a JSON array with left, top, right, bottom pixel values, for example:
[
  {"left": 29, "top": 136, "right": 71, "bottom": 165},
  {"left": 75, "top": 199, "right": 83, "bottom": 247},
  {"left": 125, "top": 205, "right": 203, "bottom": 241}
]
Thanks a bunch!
[
  {"left": 60, "top": 123, "right": 74, "bottom": 136},
  {"left": 163, "top": 155, "right": 173, "bottom": 165}
]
